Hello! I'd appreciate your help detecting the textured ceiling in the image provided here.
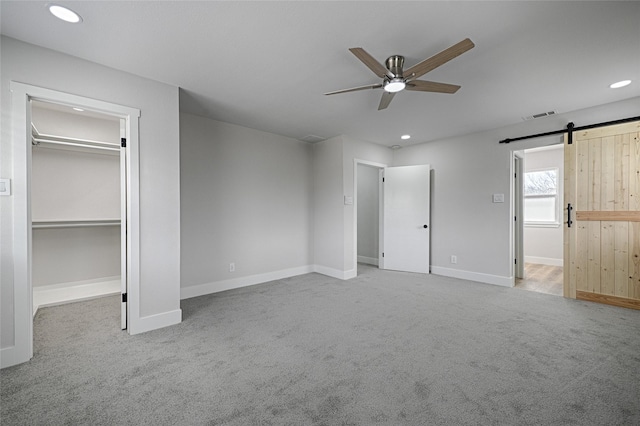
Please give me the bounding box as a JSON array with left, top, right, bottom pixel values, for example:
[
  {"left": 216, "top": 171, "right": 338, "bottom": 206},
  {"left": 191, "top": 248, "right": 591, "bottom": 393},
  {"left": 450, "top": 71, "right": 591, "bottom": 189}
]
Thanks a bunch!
[{"left": 2, "top": 1, "right": 639, "bottom": 147}]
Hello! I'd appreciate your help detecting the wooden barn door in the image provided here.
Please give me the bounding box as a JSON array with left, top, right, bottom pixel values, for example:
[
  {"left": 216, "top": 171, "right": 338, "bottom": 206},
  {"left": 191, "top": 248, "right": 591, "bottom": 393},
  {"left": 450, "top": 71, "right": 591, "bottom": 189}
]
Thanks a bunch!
[{"left": 564, "top": 120, "right": 640, "bottom": 309}]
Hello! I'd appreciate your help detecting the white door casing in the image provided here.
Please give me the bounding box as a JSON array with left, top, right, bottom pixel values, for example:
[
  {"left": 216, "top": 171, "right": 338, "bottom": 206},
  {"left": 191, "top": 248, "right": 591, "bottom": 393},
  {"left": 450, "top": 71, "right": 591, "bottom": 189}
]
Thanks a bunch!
[
  {"left": 514, "top": 153, "right": 524, "bottom": 279},
  {"left": 5, "top": 82, "right": 139, "bottom": 368},
  {"left": 119, "top": 119, "right": 127, "bottom": 330}
]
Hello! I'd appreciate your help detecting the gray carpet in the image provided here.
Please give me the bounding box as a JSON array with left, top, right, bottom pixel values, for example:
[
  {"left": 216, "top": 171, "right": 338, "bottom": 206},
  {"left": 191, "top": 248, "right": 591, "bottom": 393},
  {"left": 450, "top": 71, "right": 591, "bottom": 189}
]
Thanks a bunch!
[{"left": 2, "top": 264, "right": 639, "bottom": 425}]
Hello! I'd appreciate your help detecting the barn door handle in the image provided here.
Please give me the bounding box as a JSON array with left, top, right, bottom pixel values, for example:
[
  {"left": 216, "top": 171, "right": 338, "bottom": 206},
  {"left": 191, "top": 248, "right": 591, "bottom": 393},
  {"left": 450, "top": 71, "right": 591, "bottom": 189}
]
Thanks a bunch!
[{"left": 567, "top": 203, "right": 573, "bottom": 228}]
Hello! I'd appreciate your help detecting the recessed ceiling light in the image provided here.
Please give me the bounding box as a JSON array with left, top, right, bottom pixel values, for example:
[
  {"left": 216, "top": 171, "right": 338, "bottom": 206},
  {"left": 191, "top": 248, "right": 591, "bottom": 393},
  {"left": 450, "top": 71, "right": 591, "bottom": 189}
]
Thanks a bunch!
[
  {"left": 72, "top": 107, "right": 84, "bottom": 112},
  {"left": 48, "top": 4, "right": 83, "bottom": 23},
  {"left": 401, "top": 135, "right": 411, "bottom": 140},
  {"left": 609, "top": 80, "right": 631, "bottom": 89}
]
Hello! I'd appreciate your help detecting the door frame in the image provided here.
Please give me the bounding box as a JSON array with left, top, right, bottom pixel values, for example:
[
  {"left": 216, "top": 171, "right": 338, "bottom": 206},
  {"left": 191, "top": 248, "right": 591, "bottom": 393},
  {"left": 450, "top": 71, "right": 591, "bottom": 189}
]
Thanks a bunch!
[
  {"left": 513, "top": 151, "right": 524, "bottom": 279},
  {"left": 119, "top": 119, "right": 128, "bottom": 330},
  {"left": 7, "top": 82, "right": 140, "bottom": 367},
  {"left": 353, "top": 159, "right": 387, "bottom": 277},
  {"left": 509, "top": 140, "right": 564, "bottom": 287}
]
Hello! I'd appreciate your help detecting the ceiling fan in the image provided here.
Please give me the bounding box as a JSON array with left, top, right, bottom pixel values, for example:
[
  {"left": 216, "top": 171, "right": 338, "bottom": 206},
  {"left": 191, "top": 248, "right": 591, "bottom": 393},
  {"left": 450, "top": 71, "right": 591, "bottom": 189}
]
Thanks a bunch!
[{"left": 325, "top": 38, "right": 475, "bottom": 110}]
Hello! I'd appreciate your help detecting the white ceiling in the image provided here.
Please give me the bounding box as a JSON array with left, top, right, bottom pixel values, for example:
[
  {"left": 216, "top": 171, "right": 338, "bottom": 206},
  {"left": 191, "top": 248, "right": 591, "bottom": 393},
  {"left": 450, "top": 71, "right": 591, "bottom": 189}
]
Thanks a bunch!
[{"left": 2, "top": 1, "right": 639, "bottom": 147}]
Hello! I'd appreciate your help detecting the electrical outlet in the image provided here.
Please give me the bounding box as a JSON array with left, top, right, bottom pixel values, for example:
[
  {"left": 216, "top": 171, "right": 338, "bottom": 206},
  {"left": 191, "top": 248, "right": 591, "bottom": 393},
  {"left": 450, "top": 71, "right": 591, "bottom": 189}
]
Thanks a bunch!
[
  {"left": 450, "top": 255, "right": 457, "bottom": 264},
  {"left": 229, "top": 262, "right": 235, "bottom": 272}
]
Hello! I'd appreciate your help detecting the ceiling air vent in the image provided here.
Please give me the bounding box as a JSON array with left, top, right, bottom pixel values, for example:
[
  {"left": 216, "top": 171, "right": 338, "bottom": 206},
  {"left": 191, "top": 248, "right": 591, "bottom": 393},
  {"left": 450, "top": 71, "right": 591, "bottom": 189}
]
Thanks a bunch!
[
  {"left": 299, "top": 135, "right": 326, "bottom": 143},
  {"left": 523, "top": 110, "right": 558, "bottom": 121}
]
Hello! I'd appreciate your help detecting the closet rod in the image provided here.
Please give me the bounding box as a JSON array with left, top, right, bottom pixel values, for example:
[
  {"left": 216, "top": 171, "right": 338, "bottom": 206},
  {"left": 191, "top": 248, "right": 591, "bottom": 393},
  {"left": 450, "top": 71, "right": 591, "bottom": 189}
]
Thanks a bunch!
[
  {"left": 32, "top": 137, "right": 120, "bottom": 152},
  {"left": 31, "top": 123, "right": 120, "bottom": 151},
  {"left": 32, "top": 220, "right": 121, "bottom": 229}
]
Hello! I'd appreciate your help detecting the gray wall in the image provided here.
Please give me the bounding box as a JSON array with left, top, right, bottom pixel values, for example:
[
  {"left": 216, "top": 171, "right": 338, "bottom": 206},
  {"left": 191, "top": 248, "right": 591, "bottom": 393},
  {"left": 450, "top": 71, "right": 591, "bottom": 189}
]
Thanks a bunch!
[
  {"left": 357, "top": 164, "right": 379, "bottom": 262},
  {"left": 312, "top": 136, "right": 345, "bottom": 275},
  {"left": 1, "top": 36, "right": 181, "bottom": 350},
  {"left": 180, "top": 113, "right": 313, "bottom": 289},
  {"left": 523, "top": 145, "right": 564, "bottom": 265},
  {"left": 392, "top": 97, "right": 640, "bottom": 284}
]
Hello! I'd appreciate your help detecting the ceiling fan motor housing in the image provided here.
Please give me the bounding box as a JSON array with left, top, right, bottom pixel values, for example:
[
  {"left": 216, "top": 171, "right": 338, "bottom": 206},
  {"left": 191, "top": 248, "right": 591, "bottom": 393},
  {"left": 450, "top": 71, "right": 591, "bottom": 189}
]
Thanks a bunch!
[{"left": 385, "top": 55, "right": 405, "bottom": 77}]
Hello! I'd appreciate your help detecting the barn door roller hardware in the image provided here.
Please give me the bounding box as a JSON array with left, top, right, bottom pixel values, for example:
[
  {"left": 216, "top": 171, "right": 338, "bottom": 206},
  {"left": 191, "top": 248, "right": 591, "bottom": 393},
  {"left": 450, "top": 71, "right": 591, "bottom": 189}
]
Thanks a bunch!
[{"left": 499, "top": 116, "right": 640, "bottom": 145}]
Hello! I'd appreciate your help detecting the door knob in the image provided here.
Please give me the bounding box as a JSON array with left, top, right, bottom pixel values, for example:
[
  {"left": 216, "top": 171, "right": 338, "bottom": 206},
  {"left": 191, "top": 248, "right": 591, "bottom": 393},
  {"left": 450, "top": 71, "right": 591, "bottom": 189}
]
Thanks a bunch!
[{"left": 423, "top": 225, "right": 428, "bottom": 229}]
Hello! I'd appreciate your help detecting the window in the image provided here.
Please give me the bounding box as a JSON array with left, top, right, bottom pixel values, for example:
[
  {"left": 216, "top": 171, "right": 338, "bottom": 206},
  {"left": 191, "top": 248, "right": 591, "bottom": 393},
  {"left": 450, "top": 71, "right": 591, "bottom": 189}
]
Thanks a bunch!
[{"left": 524, "top": 168, "right": 559, "bottom": 225}]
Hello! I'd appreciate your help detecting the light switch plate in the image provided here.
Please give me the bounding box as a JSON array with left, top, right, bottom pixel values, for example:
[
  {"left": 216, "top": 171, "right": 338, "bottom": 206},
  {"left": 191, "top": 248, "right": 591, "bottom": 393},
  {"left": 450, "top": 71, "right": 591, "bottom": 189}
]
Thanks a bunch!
[
  {"left": 0, "top": 179, "right": 10, "bottom": 196},
  {"left": 344, "top": 196, "right": 353, "bottom": 205},
  {"left": 492, "top": 193, "right": 504, "bottom": 203}
]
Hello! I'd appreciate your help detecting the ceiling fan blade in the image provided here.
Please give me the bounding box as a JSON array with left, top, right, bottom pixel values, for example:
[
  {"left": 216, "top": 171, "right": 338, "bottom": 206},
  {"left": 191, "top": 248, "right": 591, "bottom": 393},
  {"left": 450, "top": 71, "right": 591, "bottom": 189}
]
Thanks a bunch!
[
  {"left": 349, "top": 48, "right": 395, "bottom": 79},
  {"left": 378, "top": 92, "right": 396, "bottom": 110},
  {"left": 324, "top": 83, "right": 383, "bottom": 95},
  {"left": 406, "top": 80, "right": 461, "bottom": 94},
  {"left": 404, "top": 38, "right": 475, "bottom": 81}
]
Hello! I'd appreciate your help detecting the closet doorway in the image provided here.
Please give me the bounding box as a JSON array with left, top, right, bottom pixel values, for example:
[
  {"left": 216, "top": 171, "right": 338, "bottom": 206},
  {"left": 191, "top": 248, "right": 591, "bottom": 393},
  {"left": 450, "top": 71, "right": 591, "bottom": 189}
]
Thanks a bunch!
[
  {"left": 8, "top": 82, "right": 140, "bottom": 367},
  {"left": 356, "top": 162, "right": 384, "bottom": 275},
  {"left": 30, "top": 100, "right": 127, "bottom": 326}
]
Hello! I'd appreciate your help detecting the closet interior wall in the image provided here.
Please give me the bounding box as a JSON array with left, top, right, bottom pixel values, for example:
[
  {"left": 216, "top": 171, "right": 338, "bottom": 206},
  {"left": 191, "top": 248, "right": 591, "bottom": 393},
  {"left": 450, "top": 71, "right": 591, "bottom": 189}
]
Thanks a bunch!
[{"left": 31, "top": 101, "right": 121, "bottom": 312}]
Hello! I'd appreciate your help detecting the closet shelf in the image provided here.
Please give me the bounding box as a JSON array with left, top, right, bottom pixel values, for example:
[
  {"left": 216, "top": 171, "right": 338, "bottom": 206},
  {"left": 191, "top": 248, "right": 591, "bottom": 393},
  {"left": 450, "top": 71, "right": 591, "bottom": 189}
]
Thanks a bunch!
[{"left": 32, "top": 219, "right": 121, "bottom": 229}]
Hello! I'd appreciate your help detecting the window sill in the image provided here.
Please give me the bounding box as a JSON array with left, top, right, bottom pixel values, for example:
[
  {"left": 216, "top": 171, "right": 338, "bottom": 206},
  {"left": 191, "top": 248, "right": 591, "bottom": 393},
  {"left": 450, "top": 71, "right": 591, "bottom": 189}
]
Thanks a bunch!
[{"left": 524, "top": 222, "right": 561, "bottom": 228}]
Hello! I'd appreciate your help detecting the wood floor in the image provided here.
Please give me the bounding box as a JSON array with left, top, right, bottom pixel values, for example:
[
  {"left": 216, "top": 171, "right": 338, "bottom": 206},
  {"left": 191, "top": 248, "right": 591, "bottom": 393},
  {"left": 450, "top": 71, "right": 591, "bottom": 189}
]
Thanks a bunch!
[{"left": 515, "top": 263, "right": 563, "bottom": 296}]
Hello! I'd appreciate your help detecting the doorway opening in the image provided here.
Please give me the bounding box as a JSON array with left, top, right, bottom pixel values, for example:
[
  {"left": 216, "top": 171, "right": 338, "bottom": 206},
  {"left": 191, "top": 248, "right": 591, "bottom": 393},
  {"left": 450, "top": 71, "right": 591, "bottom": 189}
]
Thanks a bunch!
[
  {"left": 30, "top": 100, "right": 125, "bottom": 322},
  {"left": 6, "top": 82, "right": 140, "bottom": 368},
  {"left": 354, "top": 160, "right": 432, "bottom": 277},
  {"left": 513, "top": 144, "right": 565, "bottom": 296},
  {"left": 355, "top": 161, "right": 385, "bottom": 276}
]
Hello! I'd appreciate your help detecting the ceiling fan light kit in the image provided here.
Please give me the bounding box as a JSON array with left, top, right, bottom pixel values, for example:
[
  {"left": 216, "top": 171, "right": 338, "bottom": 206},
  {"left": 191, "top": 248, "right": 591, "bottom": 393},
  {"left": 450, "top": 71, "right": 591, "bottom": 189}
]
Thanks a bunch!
[
  {"left": 325, "top": 38, "right": 475, "bottom": 110},
  {"left": 384, "top": 78, "right": 406, "bottom": 93}
]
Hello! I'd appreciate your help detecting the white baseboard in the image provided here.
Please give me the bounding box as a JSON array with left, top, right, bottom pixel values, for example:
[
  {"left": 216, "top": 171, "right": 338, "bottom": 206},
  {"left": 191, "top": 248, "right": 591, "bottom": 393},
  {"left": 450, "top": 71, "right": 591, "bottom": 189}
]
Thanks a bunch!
[
  {"left": 431, "top": 266, "right": 513, "bottom": 288},
  {"left": 357, "top": 256, "right": 379, "bottom": 266},
  {"left": 129, "top": 309, "right": 182, "bottom": 335},
  {"left": 1, "top": 346, "right": 19, "bottom": 369},
  {"left": 343, "top": 268, "right": 357, "bottom": 280},
  {"left": 180, "top": 264, "right": 364, "bottom": 300},
  {"left": 181, "top": 266, "right": 315, "bottom": 300},
  {"left": 33, "top": 277, "right": 121, "bottom": 316},
  {"left": 524, "top": 256, "right": 563, "bottom": 267},
  {"left": 312, "top": 265, "right": 357, "bottom": 280}
]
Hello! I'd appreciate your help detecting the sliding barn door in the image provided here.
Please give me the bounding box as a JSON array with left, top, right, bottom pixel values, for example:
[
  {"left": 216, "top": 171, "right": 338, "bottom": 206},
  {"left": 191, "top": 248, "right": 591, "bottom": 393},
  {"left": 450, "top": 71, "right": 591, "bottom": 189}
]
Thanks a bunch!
[{"left": 564, "top": 120, "right": 640, "bottom": 309}]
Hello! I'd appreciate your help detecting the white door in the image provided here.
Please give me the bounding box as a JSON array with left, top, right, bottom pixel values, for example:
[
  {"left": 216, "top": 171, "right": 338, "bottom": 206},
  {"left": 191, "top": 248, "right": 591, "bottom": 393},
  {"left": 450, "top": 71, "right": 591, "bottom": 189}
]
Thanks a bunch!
[
  {"left": 381, "top": 165, "right": 431, "bottom": 273},
  {"left": 119, "top": 120, "right": 127, "bottom": 330}
]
